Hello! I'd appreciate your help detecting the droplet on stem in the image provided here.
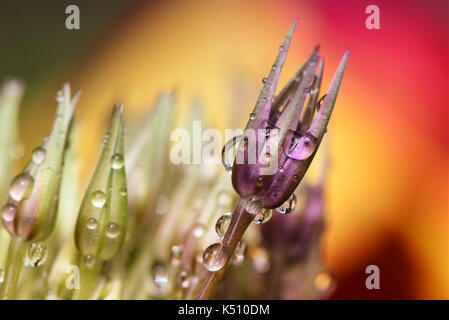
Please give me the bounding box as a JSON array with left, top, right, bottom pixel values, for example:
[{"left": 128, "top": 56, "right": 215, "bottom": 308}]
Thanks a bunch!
[
  {"left": 202, "top": 243, "right": 228, "bottom": 272},
  {"left": 215, "top": 213, "right": 232, "bottom": 239},
  {"left": 86, "top": 217, "right": 98, "bottom": 230},
  {"left": 111, "top": 154, "right": 124, "bottom": 169}
]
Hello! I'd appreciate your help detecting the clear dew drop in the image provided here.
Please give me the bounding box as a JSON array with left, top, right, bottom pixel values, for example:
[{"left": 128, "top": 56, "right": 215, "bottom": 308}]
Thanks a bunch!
[
  {"left": 31, "top": 147, "right": 46, "bottom": 165},
  {"left": 9, "top": 172, "right": 34, "bottom": 202},
  {"left": 256, "top": 176, "right": 264, "bottom": 187},
  {"left": 152, "top": 264, "right": 168, "bottom": 289},
  {"left": 1, "top": 202, "right": 16, "bottom": 222},
  {"left": 120, "top": 186, "right": 127, "bottom": 197},
  {"left": 253, "top": 208, "right": 273, "bottom": 224},
  {"left": 111, "top": 154, "right": 124, "bottom": 169},
  {"left": 177, "top": 270, "right": 191, "bottom": 289},
  {"left": 249, "top": 112, "right": 256, "bottom": 120},
  {"left": 221, "top": 135, "right": 241, "bottom": 174},
  {"left": 90, "top": 190, "right": 106, "bottom": 208},
  {"left": 84, "top": 254, "right": 96, "bottom": 268},
  {"left": 86, "top": 217, "right": 98, "bottom": 230},
  {"left": 105, "top": 222, "right": 120, "bottom": 238},
  {"left": 215, "top": 213, "right": 232, "bottom": 239},
  {"left": 0, "top": 268, "right": 4, "bottom": 284},
  {"left": 170, "top": 245, "right": 182, "bottom": 267},
  {"left": 27, "top": 242, "right": 48, "bottom": 267},
  {"left": 232, "top": 241, "right": 247, "bottom": 266},
  {"left": 55, "top": 90, "right": 64, "bottom": 103},
  {"left": 262, "top": 77, "right": 267, "bottom": 84},
  {"left": 202, "top": 243, "right": 228, "bottom": 272},
  {"left": 276, "top": 193, "right": 297, "bottom": 214},
  {"left": 317, "top": 94, "right": 327, "bottom": 111}
]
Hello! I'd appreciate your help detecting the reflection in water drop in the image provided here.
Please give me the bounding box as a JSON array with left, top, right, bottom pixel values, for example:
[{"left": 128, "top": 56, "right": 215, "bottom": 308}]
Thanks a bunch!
[
  {"left": 202, "top": 243, "right": 228, "bottom": 272},
  {"left": 215, "top": 213, "right": 232, "bottom": 239},
  {"left": 27, "top": 242, "right": 48, "bottom": 267}
]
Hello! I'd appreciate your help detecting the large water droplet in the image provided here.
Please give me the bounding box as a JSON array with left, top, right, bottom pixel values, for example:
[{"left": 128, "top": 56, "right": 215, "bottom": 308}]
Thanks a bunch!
[
  {"left": 120, "top": 186, "right": 127, "bottom": 197},
  {"left": 27, "top": 242, "right": 48, "bottom": 267},
  {"left": 202, "top": 243, "right": 228, "bottom": 272},
  {"left": 177, "top": 270, "right": 191, "bottom": 289},
  {"left": 170, "top": 245, "right": 182, "bottom": 267},
  {"left": 215, "top": 213, "right": 232, "bottom": 238},
  {"left": 285, "top": 133, "right": 317, "bottom": 160},
  {"left": 111, "top": 154, "right": 124, "bottom": 169},
  {"left": 253, "top": 208, "right": 273, "bottom": 224},
  {"left": 91, "top": 191, "right": 106, "bottom": 208},
  {"left": 31, "top": 147, "right": 46, "bottom": 165},
  {"left": 105, "top": 222, "right": 120, "bottom": 238},
  {"left": 276, "top": 193, "right": 297, "bottom": 214},
  {"left": 84, "top": 254, "right": 96, "bottom": 268},
  {"left": 9, "top": 172, "right": 34, "bottom": 202},
  {"left": 232, "top": 241, "right": 247, "bottom": 266},
  {"left": 316, "top": 94, "right": 327, "bottom": 111},
  {"left": 86, "top": 217, "right": 98, "bottom": 230},
  {"left": 1, "top": 202, "right": 16, "bottom": 222},
  {"left": 221, "top": 135, "right": 242, "bottom": 174},
  {"left": 55, "top": 90, "right": 64, "bottom": 103}
]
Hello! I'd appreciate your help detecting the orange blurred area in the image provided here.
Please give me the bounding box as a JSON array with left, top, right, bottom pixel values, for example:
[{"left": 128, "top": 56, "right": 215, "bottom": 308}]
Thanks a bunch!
[{"left": 15, "top": 0, "right": 449, "bottom": 298}]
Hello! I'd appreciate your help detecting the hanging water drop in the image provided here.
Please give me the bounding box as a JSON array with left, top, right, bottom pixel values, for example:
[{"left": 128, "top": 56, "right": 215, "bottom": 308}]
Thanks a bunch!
[
  {"left": 31, "top": 147, "right": 46, "bottom": 165},
  {"left": 253, "top": 208, "right": 272, "bottom": 224},
  {"left": 249, "top": 112, "right": 256, "bottom": 120},
  {"left": 27, "top": 242, "right": 48, "bottom": 267},
  {"left": 111, "top": 154, "right": 124, "bottom": 169},
  {"left": 9, "top": 172, "right": 34, "bottom": 202},
  {"left": 202, "top": 243, "right": 228, "bottom": 272},
  {"left": 86, "top": 217, "right": 98, "bottom": 230},
  {"left": 317, "top": 94, "right": 327, "bottom": 111},
  {"left": 215, "top": 213, "right": 232, "bottom": 239},
  {"left": 84, "top": 254, "right": 96, "bottom": 268},
  {"left": 276, "top": 193, "right": 297, "bottom": 214},
  {"left": 91, "top": 190, "right": 106, "bottom": 208},
  {"left": 177, "top": 270, "right": 191, "bottom": 289},
  {"left": 1, "top": 202, "right": 16, "bottom": 222},
  {"left": 55, "top": 90, "right": 64, "bottom": 103},
  {"left": 106, "top": 222, "right": 120, "bottom": 238}
]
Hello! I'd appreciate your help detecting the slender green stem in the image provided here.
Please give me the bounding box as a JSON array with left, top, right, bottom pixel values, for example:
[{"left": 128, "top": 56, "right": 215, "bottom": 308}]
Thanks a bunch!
[
  {"left": 72, "top": 259, "right": 102, "bottom": 300},
  {"left": 196, "top": 197, "right": 254, "bottom": 300},
  {"left": 0, "top": 237, "right": 27, "bottom": 300}
]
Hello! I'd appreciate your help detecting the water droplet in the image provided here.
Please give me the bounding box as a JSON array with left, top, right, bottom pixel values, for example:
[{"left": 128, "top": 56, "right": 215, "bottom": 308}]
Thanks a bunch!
[
  {"left": 27, "top": 242, "right": 48, "bottom": 267},
  {"left": 317, "top": 94, "right": 327, "bottom": 111},
  {"left": 249, "top": 112, "right": 256, "bottom": 120},
  {"left": 221, "top": 135, "right": 242, "bottom": 174},
  {"left": 86, "top": 217, "right": 98, "bottom": 230},
  {"left": 256, "top": 176, "right": 264, "bottom": 187},
  {"left": 202, "top": 243, "right": 228, "bottom": 272},
  {"left": 106, "top": 222, "right": 120, "bottom": 238},
  {"left": 55, "top": 90, "right": 64, "bottom": 103},
  {"left": 153, "top": 264, "right": 168, "bottom": 289},
  {"left": 304, "top": 87, "right": 310, "bottom": 95},
  {"left": 1, "top": 202, "right": 16, "bottom": 222},
  {"left": 84, "top": 254, "right": 96, "bottom": 268},
  {"left": 232, "top": 241, "right": 247, "bottom": 265},
  {"left": 0, "top": 269, "right": 4, "bottom": 283},
  {"left": 215, "top": 213, "right": 232, "bottom": 238},
  {"left": 262, "top": 77, "right": 267, "bottom": 84},
  {"left": 31, "top": 147, "right": 46, "bottom": 165},
  {"left": 216, "top": 190, "right": 233, "bottom": 207},
  {"left": 111, "top": 154, "right": 124, "bottom": 170},
  {"left": 276, "top": 193, "right": 297, "bottom": 214},
  {"left": 279, "top": 45, "right": 285, "bottom": 51},
  {"left": 177, "top": 270, "right": 191, "bottom": 289},
  {"left": 120, "top": 186, "right": 127, "bottom": 197},
  {"left": 279, "top": 166, "right": 284, "bottom": 173},
  {"left": 170, "top": 245, "right": 182, "bottom": 267},
  {"left": 253, "top": 208, "right": 272, "bottom": 224},
  {"left": 91, "top": 191, "right": 106, "bottom": 208},
  {"left": 9, "top": 172, "right": 34, "bottom": 202},
  {"left": 272, "top": 65, "right": 277, "bottom": 71}
]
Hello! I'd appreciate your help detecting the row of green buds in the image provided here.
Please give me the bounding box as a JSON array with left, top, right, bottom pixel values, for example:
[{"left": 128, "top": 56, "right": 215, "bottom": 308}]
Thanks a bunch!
[{"left": 73, "top": 105, "right": 127, "bottom": 299}]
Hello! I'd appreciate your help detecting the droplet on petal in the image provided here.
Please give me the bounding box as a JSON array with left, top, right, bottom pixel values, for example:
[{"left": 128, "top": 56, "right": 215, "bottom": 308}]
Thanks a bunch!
[
  {"left": 9, "top": 172, "right": 34, "bottom": 202},
  {"left": 31, "top": 147, "right": 46, "bottom": 165},
  {"left": 90, "top": 190, "right": 106, "bottom": 208},
  {"left": 276, "top": 193, "right": 297, "bottom": 214}
]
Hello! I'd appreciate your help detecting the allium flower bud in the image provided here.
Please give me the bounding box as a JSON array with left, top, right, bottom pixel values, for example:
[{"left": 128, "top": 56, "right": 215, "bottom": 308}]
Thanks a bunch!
[{"left": 1, "top": 83, "right": 78, "bottom": 241}]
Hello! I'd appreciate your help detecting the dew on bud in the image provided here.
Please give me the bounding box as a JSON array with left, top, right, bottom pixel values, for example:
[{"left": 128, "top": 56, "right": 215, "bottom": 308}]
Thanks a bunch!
[
  {"left": 202, "top": 243, "right": 228, "bottom": 272},
  {"left": 215, "top": 212, "right": 232, "bottom": 238},
  {"left": 1, "top": 202, "right": 16, "bottom": 222},
  {"left": 31, "top": 147, "right": 46, "bottom": 165},
  {"left": 253, "top": 208, "right": 272, "bottom": 224},
  {"left": 120, "top": 186, "right": 127, "bottom": 197},
  {"left": 86, "top": 217, "right": 98, "bottom": 230},
  {"left": 111, "top": 153, "right": 124, "bottom": 169},
  {"left": 27, "top": 242, "right": 48, "bottom": 267},
  {"left": 84, "top": 254, "right": 96, "bottom": 268},
  {"left": 90, "top": 190, "right": 106, "bottom": 208},
  {"left": 249, "top": 112, "right": 256, "bottom": 120},
  {"left": 105, "top": 222, "right": 120, "bottom": 238},
  {"left": 9, "top": 172, "right": 34, "bottom": 202},
  {"left": 170, "top": 245, "right": 182, "bottom": 267},
  {"left": 276, "top": 193, "right": 297, "bottom": 214},
  {"left": 177, "top": 270, "right": 191, "bottom": 289}
]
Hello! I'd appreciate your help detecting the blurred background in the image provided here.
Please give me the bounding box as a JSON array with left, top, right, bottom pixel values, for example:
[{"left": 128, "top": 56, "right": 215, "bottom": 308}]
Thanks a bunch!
[{"left": 0, "top": 0, "right": 447, "bottom": 299}]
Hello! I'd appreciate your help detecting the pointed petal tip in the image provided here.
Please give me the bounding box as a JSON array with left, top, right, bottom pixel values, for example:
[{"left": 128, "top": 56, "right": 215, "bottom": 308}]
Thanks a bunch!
[{"left": 287, "top": 18, "right": 299, "bottom": 38}]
